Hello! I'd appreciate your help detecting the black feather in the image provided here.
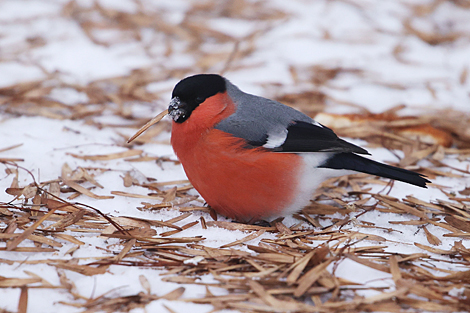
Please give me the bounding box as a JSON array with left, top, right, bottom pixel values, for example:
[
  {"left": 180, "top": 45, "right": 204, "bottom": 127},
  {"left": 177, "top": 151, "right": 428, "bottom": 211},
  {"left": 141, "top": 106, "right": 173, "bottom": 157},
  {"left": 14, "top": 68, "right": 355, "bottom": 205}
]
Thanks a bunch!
[
  {"left": 277, "top": 121, "right": 369, "bottom": 154},
  {"left": 319, "top": 153, "right": 430, "bottom": 188},
  {"left": 170, "top": 74, "right": 226, "bottom": 123}
]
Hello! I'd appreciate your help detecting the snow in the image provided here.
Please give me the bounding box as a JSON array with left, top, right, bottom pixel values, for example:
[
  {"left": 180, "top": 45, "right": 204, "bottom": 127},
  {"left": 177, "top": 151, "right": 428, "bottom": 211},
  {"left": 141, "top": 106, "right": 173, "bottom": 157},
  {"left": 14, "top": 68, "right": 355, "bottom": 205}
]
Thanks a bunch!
[{"left": 1, "top": 0, "right": 470, "bottom": 312}]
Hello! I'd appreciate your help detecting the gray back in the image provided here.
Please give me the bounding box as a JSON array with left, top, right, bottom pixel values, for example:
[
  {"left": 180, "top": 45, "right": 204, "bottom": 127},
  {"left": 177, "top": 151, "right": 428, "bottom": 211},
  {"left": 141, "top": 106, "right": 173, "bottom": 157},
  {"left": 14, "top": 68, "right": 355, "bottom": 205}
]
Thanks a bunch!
[{"left": 214, "top": 79, "right": 313, "bottom": 143}]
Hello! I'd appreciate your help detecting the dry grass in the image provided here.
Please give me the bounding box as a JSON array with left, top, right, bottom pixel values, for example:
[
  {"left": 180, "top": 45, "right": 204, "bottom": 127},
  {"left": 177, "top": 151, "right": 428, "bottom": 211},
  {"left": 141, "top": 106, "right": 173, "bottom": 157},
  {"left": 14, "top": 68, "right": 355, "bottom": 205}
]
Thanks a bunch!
[
  {"left": 1, "top": 0, "right": 470, "bottom": 312},
  {"left": 2, "top": 158, "right": 470, "bottom": 312}
]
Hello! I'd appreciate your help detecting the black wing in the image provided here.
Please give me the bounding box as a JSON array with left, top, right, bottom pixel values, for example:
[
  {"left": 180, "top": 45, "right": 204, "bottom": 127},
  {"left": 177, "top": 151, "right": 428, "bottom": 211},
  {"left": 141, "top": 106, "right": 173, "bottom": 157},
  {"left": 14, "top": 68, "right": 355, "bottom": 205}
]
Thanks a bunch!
[{"left": 249, "top": 121, "right": 370, "bottom": 154}]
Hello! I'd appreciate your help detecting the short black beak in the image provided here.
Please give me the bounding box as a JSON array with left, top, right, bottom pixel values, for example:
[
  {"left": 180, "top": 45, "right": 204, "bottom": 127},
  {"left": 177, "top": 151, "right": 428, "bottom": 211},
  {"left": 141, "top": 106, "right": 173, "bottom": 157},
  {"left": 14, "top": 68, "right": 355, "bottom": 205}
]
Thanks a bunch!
[{"left": 168, "top": 97, "right": 186, "bottom": 122}]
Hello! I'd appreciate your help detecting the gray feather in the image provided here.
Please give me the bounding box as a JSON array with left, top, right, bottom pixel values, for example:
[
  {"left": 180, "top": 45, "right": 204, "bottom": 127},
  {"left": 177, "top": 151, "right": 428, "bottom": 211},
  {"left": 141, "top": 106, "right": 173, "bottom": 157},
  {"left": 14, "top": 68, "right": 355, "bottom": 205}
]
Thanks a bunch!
[
  {"left": 215, "top": 78, "right": 369, "bottom": 155},
  {"left": 215, "top": 80, "right": 312, "bottom": 143}
]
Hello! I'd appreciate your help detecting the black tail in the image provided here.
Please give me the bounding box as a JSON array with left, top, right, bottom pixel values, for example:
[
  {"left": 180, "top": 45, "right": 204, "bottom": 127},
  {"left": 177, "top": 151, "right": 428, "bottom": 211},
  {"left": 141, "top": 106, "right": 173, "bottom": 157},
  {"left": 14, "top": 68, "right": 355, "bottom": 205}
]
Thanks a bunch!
[{"left": 319, "top": 153, "right": 430, "bottom": 188}]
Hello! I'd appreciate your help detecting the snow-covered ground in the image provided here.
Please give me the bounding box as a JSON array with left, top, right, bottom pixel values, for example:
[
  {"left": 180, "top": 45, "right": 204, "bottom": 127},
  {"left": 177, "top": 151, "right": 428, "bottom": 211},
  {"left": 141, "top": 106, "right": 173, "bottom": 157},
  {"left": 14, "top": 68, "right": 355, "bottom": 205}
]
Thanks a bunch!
[{"left": 1, "top": 0, "right": 470, "bottom": 312}]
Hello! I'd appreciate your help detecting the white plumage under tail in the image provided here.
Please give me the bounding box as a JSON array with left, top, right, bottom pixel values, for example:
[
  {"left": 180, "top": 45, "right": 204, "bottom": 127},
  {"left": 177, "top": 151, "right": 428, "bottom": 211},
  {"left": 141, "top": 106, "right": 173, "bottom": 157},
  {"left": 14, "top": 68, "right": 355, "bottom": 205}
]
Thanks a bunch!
[{"left": 280, "top": 153, "right": 355, "bottom": 217}]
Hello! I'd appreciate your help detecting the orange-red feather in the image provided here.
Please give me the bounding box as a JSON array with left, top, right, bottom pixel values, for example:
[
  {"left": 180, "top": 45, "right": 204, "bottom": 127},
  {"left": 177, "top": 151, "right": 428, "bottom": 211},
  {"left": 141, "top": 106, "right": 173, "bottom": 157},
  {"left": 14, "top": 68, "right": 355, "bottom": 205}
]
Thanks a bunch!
[{"left": 171, "top": 92, "right": 302, "bottom": 221}]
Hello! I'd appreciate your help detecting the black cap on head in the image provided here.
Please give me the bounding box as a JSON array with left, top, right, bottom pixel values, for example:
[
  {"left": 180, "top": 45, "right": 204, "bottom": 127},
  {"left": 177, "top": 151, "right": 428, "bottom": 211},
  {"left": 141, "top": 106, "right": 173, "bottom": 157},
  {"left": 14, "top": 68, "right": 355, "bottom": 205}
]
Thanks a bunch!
[{"left": 169, "top": 74, "right": 227, "bottom": 123}]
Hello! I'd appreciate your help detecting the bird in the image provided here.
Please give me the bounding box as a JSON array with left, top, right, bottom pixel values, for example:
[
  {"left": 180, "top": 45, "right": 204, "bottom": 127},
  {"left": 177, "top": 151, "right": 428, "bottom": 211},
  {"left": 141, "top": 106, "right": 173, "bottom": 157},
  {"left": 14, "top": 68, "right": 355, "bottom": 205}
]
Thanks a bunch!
[{"left": 166, "top": 74, "right": 430, "bottom": 223}]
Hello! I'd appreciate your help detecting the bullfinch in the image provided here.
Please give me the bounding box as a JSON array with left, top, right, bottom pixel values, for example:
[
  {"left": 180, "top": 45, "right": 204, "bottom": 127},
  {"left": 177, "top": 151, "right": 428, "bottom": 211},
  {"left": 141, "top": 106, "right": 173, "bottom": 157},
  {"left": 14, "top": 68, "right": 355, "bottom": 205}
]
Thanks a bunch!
[{"left": 165, "top": 74, "right": 430, "bottom": 222}]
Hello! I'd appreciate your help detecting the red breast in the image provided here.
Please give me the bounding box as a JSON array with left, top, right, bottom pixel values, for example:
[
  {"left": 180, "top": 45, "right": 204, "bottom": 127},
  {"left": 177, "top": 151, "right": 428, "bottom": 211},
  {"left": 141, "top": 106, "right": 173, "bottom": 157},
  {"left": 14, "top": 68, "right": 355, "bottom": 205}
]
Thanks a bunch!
[{"left": 171, "top": 91, "right": 303, "bottom": 222}]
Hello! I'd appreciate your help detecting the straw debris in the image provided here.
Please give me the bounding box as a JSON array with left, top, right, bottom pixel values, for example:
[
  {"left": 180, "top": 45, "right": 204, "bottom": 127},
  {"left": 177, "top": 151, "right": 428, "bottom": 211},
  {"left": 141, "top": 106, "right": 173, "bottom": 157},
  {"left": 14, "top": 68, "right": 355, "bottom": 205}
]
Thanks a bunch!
[{"left": 2, "top": 0, "right": 470, "bottom": 312}]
